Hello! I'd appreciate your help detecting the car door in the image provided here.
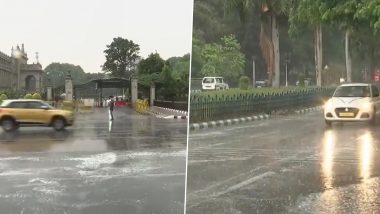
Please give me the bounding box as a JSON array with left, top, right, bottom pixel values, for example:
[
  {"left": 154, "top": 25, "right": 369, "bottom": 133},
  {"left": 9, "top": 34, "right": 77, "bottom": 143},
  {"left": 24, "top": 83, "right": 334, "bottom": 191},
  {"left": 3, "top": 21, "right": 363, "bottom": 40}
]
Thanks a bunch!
[
  {"left": 371, "top": 85, "right": 380, "bottom": 111},
  {"left": 26, "top": 101, "right": 51, "bottom": 124},
  {"left": 6, "top": 101, "right": 29, "bottom": 123}
]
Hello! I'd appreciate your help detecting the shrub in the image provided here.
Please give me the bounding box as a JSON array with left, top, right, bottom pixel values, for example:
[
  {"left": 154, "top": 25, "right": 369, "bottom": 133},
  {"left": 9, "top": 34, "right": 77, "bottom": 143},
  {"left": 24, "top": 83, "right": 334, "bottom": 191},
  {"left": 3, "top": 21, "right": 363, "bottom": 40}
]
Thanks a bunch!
[
  {"left": 0, "top": 94, "right": 8, "bottom": 103},
  {"left": 239, "top": 76, "right": 250, "bottom": 90},
  {"left": 32, "top": 93, "right": 42, "bottom": 100},
  {"left": 24, "top": 93, "right": 33, "bottom": 99}
]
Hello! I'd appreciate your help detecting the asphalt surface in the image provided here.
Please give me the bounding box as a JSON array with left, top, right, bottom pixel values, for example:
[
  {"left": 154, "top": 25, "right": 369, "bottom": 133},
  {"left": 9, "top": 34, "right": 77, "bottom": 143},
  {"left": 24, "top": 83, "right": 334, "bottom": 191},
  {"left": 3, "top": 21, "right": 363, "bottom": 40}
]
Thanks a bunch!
[
  {"left": 0, "top": 107, "right": 187, "bottom": 214},
  {"left": 186, "top": 111, "right": 380, "bottom": 214}
]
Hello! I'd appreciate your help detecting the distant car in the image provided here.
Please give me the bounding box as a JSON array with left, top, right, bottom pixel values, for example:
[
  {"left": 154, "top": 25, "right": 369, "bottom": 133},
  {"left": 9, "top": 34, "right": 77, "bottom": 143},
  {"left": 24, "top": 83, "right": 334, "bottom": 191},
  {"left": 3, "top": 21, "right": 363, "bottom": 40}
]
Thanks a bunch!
[
  {"left": 324, "top": 83, "right": 380, "bottom": 126},
  {"left": 202, "top": 77, "right": 229, "bottom": 91},
  {"left": 255, "top": 81, "right": 267, "bottom": 88},
  {"left": 0, "top": 99, "right": 74, "bottom": 132}
]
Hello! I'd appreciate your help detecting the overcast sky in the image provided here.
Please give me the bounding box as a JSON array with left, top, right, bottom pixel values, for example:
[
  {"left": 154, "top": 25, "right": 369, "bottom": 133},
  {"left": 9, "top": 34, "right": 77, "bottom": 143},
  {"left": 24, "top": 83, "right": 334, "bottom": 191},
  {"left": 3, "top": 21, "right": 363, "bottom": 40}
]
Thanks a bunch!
[{"left": 0, "top": 0, "right": 193, "bottom": 73}]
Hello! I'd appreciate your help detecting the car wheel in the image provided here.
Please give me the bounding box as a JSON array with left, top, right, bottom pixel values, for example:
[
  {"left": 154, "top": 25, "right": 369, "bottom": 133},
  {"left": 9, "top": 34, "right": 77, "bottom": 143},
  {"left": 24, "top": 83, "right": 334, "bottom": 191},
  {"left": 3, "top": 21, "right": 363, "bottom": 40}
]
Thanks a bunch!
[
  {"left": 52, "top": 118, "right": 65, "bottom": 131},
  {"left": 1, "top": 119, "right": 16, "bottom": 132},
  {"left": 325, "top": 120, "right": 332, "bottom": 126}
]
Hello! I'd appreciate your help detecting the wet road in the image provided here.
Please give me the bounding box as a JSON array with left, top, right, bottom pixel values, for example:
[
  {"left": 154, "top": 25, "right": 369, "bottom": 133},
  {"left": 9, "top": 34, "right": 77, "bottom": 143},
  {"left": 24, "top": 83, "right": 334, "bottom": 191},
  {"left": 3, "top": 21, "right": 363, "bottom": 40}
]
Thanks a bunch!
[
  {"left": 186, "top": 112, "right": 380, "bottom": 214},
  {"left": 0, "top": 108, "right": 187, "bottom": 214}
]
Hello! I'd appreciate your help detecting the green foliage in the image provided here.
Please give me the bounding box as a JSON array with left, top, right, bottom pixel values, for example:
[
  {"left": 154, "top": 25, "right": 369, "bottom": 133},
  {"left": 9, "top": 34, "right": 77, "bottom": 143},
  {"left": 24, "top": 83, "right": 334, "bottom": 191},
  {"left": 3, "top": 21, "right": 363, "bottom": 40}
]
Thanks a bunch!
[
  {"left": 24, "top": 93, "right": 33, "bottom": 99},
  {"left": 154, "top": 54, "right": 190, "bottom": 101},
  {"left": 138, "top": 53, "right": 165, "bottom": 86},
  {"left": 192, "top": 86, "right": 328, "bottom": 98},
  {"left": 45, "top": 63, "right": 87, "bottom": 87},
  {"left": 32, "top": 93, "right": 42, "bottom": 100},
  {"left": 0, "top": 94, "right": 8, "bottom": 102},
  {"left": 239, "top": 76, "right": 250, "bottom": 90},
  {"left": 355, "top": 0, "right": 380, "bottom": 31},
  {"left": 102, "top": 37, "right": 140, "bottom": 78},
  {"left": 194, "top": 0, "right": 380, "bottom": 85},
  {"left": 198, "top": 35, "right": 246, "bottom": 85}
]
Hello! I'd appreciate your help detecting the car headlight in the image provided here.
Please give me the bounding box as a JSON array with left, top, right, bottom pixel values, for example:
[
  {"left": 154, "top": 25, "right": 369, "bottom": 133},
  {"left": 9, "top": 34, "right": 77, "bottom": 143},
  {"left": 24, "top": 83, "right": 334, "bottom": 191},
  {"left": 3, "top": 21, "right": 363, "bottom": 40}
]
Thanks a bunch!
[
  {"left": 362, "top": 102, "right": 373, "bottom": 112},
  {"left": 324, "top": 100, "right": 333, "bottom": 110}
]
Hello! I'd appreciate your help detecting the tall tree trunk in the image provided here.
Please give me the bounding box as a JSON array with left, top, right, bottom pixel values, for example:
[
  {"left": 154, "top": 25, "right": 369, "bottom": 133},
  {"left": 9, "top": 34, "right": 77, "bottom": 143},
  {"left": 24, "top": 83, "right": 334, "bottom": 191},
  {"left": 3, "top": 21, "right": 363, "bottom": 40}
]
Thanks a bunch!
[
  {"left": 271, "top": 13, "right": 280, "bottom": 88},
  {"left": 259, "top": 20, "right": 274, "bottom": 86},
  {"left": 315, "top": 24, "right": 322, "bottom": 87},
  {"left": 345, "top": 29, "right": 352, "bottom": 83}
]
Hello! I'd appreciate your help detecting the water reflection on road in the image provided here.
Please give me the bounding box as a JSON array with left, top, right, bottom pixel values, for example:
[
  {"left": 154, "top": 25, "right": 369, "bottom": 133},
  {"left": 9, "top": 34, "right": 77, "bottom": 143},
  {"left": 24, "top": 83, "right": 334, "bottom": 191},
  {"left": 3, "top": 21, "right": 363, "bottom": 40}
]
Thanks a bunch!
[
  {"left": 0, "top": 108, "right": 187, "bottom": 214},
  {"left": 0, "top": 108, "right": 187, "bottom": 153},
  {"left": 306, "top": 125, "right": 379, "bottom": 213}
]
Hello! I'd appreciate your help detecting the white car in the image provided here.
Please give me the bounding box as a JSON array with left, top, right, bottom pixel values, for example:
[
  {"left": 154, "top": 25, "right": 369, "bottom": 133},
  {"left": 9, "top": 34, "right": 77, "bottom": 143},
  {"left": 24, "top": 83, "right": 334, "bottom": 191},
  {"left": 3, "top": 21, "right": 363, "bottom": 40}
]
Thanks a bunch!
[
  {"left": 324, "top": 83, "right": 380, "bottom": 126},
  {"left": 202, "top": 77, "right": 229, "bottom": 91}
]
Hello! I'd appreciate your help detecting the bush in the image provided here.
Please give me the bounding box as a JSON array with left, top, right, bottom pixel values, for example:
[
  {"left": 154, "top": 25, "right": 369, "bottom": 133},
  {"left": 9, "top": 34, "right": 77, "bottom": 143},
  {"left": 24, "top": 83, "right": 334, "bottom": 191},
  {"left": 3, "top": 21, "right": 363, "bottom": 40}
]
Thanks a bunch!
[
  {"left": 32, "top": 93, "right": 42, "bottom": 100},
  {"left": 24, "top": 93, "right": 33, "bottom": 99},
  {"left": 239, "top": 76, "right": 250, "bottom": 90},
  {"left": 0, "top": 94, "right": 8, "bottom": 103}
]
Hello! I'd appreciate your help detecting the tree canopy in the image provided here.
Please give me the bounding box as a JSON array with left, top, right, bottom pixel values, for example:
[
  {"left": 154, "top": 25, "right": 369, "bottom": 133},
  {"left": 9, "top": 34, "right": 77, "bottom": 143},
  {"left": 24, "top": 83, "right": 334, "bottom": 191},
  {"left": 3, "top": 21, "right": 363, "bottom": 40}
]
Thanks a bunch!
[
  {"left": 45, "top": 63, "right": 87, "bottom": 86},
  {"left": 138, "top": 53, "right": 165, "bottom": 86},
  {"left": 102, "top": 37, "right": 140, "bottom": 78},
  {"left": 193, "top": 0, "right": 380, "bottom": 86}
]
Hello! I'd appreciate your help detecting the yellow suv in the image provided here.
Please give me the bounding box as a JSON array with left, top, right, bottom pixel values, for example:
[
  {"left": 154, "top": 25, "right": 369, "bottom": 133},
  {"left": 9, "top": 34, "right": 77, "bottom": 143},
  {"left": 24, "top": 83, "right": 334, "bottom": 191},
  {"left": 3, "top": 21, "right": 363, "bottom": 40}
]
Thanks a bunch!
[{"left": 0, "top": 99, "right": 74, "bottom": 132}]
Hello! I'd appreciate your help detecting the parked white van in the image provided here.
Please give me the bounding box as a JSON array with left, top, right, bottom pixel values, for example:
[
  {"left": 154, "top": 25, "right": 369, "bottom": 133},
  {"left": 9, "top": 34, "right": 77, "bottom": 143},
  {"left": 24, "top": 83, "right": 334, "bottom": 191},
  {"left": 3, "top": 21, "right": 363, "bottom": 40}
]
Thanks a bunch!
[{"left": 202, "top": 77, "right": 229, "bottom": 91}]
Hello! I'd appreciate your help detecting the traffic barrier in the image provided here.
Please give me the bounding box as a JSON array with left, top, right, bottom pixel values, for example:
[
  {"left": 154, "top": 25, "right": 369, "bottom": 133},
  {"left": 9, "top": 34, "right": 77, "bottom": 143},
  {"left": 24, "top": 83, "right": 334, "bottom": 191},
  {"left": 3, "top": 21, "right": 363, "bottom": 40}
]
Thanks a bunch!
[{"left": 134, "top": 99, "right": 149, "bottom": 113}]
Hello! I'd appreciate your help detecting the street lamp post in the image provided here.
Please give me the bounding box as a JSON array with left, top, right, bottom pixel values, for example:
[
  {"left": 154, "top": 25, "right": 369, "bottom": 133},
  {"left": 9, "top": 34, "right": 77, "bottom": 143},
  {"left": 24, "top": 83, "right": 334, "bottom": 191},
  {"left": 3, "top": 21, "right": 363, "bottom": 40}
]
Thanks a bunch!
[
  {"left": 285, "top": 63, "right": 288, "bottom": 87},
  {"left": 284, "top": 53, "right": 291, "bottom": 87},
  {"left": 252, "top": 56, "right": 256, "bottom": 88}
]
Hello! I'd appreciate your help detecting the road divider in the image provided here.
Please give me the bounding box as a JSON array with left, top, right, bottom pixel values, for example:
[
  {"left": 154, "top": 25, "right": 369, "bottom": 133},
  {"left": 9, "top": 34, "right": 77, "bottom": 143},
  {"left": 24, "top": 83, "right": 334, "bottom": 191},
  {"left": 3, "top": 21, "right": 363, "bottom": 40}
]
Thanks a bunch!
[
  {"left": 190, "top": 114, "right": 270, "bottom": 131},
  {"left": 190, "top": 105, "right": 323, "bottom": 131}
]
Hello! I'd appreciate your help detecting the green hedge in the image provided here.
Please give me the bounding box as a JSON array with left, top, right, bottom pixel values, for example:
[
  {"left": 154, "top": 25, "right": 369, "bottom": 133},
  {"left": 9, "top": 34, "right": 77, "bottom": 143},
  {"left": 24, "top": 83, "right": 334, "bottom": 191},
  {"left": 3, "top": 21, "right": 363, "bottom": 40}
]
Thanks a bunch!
[
  {"left": 190, "top": 87, "right": 335, "bottom": 123},
  {"left": 239, "top": 76, "right": 250, "bottom": 90}
]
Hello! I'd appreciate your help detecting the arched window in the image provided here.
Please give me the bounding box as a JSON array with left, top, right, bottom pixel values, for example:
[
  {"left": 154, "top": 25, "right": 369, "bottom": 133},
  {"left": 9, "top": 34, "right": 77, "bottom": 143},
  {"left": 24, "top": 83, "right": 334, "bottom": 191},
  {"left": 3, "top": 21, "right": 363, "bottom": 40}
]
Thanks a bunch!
[{"left": 25, "top": 75, "right": 36, "bottom": 91}]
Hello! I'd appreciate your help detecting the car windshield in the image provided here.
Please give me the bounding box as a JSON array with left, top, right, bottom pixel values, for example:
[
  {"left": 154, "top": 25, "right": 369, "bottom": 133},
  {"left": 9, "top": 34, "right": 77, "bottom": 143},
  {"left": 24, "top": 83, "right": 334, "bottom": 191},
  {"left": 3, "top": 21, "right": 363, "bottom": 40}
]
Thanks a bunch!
[
  {"left": 333, "top": 86, "right": 371, "bottom": 97},
  {"left": 203, "top": 78, "right": 214, "bottom": 83}
]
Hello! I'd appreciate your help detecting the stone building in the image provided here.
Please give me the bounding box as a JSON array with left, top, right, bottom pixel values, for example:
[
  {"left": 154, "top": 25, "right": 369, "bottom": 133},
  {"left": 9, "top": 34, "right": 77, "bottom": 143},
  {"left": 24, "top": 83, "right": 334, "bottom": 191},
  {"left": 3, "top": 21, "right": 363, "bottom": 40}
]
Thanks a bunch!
[{"left": 0, "top": 44, "right": 44, "bottom": 92}]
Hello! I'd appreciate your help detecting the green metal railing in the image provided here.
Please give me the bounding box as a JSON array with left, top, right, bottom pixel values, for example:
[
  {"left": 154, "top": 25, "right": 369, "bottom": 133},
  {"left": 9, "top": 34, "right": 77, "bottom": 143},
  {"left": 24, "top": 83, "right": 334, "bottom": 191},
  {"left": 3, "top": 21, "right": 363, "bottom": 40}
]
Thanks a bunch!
[{"left": 189, "top": 88, "right": 335, "bottom": 123}]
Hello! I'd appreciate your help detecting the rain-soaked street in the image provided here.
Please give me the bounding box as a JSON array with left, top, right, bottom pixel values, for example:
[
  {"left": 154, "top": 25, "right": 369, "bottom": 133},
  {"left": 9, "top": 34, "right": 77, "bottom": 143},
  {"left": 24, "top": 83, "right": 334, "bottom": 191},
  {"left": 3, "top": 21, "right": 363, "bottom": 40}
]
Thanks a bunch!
[
  {"left": 0, "top": 107, "right": 187, "bottom": 214},
  {"left": 186, "top": 111, "right": 380, "bottom": 214}
]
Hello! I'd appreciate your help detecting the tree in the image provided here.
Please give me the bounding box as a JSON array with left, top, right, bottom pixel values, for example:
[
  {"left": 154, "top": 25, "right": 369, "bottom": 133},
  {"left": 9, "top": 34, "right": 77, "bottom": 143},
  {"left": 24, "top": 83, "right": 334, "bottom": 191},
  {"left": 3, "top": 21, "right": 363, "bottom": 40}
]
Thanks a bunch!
[
  {"left": 226, "top": 0, "right": 287, "bottom": 87},
  {"left": 154, "top": 54, "right": 190, "bottom": 101},
  {"left": 289, "top": 0, "right": 329, "bottom": 86},
  {"left": 321, "top": 0, "right": 361, "bottom": 83},
  {"left": 355, "top": 1, "right": 380, "bottom": 32},
  {"left": 138, "top": 53, "right": 165, "bottom": 86},
  {"left": 102, "top": 37, "right": 140, "bottom": 78},
  {"left": 200, "top": 35, "right": 246, "bottom": 85},
  {"left": 45, "top": 63, "right": 87, "bottom": 86}
]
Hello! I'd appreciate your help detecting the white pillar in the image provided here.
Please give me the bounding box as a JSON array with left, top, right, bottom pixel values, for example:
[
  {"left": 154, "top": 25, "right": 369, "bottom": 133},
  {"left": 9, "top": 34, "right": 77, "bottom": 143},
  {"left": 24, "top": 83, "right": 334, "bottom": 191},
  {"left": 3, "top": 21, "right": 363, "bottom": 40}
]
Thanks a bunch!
[
  {"left": 131, "top": 77, "right": 138, "bottom": 106},
  {"left": 150, "top": 83, "right": 155, "bottom": 106},
  {"left": 47, "top": 86, "right": 53, "bottom": 101},
  {"left": 65, "top": 75, "right": 73, "bottom": 101}
]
